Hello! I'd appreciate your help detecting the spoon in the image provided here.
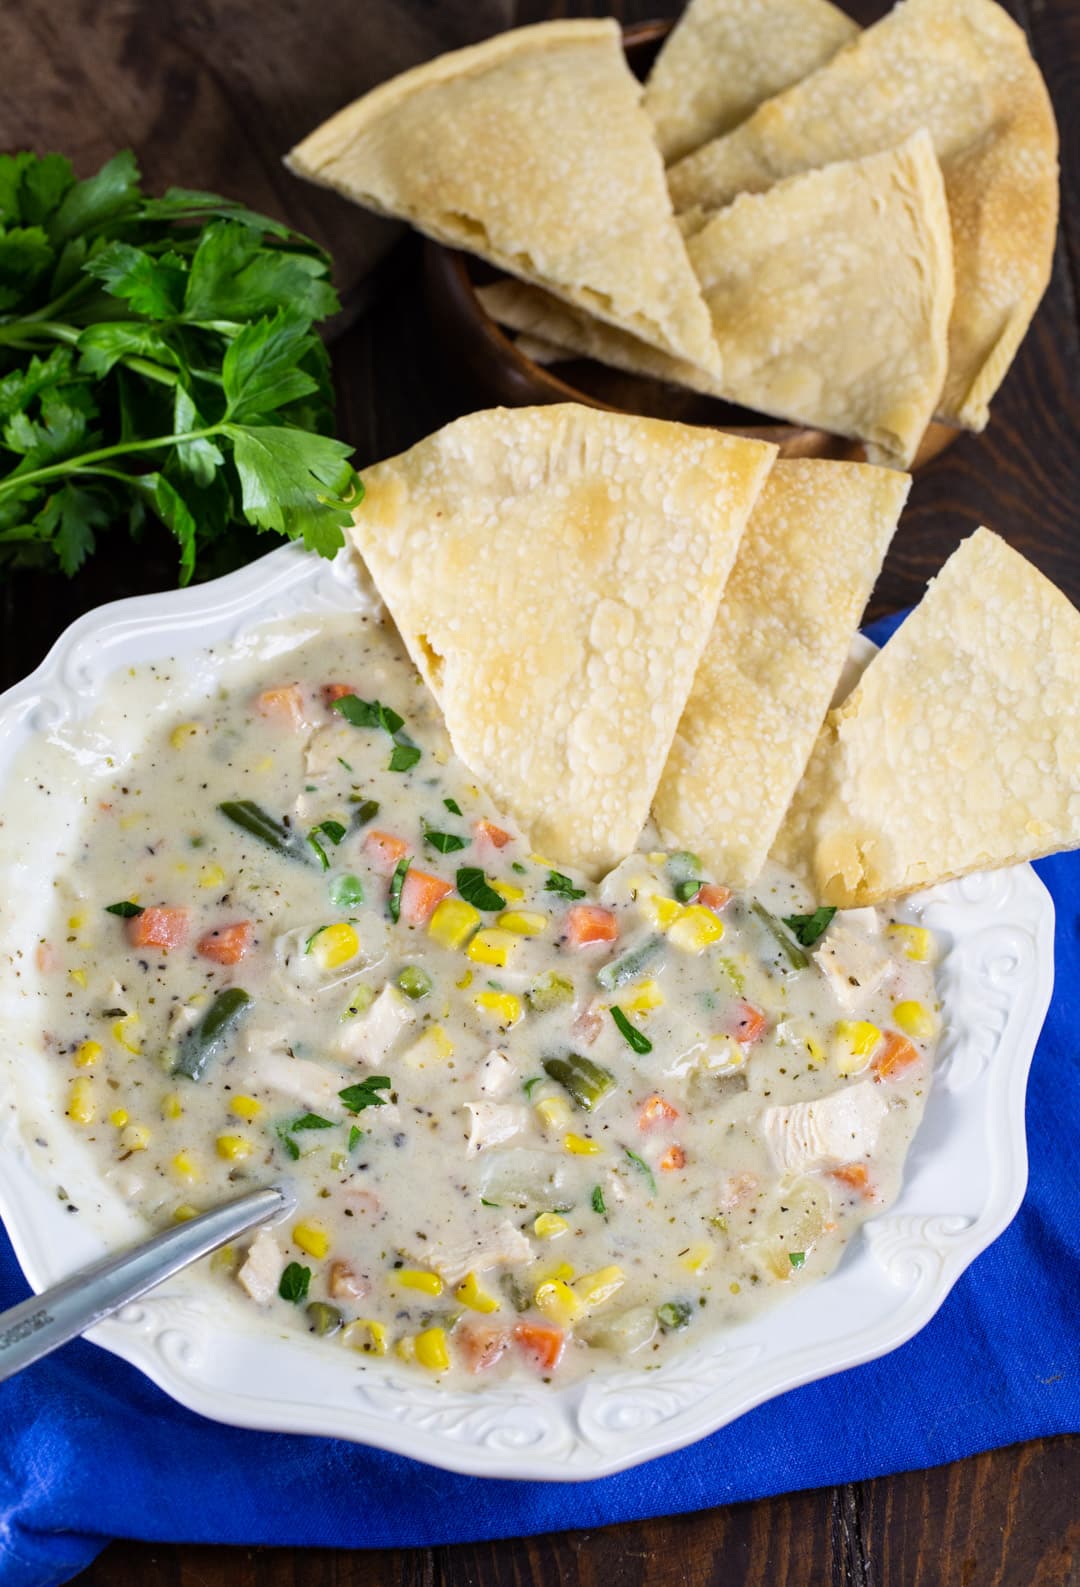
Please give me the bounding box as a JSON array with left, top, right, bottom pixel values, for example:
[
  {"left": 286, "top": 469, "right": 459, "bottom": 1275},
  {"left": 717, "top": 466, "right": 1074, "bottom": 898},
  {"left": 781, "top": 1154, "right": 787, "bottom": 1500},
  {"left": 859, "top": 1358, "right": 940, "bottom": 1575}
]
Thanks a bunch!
[{"left": 0, "top": 1183, "right": 292, "bottom": 1384}]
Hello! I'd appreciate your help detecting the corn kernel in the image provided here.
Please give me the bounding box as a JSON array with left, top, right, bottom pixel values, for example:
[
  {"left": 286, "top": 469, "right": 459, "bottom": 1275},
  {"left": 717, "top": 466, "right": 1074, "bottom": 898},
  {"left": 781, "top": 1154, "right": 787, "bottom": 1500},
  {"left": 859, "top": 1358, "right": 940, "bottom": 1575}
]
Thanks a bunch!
[
  {"left": 67, "top": 912, "right": 86, "bottom": 931},
  {"left": 534, "top": 1212, "right": 568, "bottom": 1240},
  {"left": 473, "top": 990, "right": 523, "bottom": 1027},
  {"left": 109, "top": 1108, "right": 129, "bottom": 1128},
  {"left": 564, "top": 1132, "right": 602, "bottom": 1156},
  {"left": 402, "top": 1024, "right": 455, "bottom": 1068},
  {"left": 619, "top": 978, "right": 665, "bottom": 1014},
  {"left": 834, "top": 1019, "right": 882, "bottom": 1076},
  {"left": 162, "top": 1091, "right": 183, "bottom": 1120},
  {"left": 290, "top": 1220, "right": 329, "bottom": 1260},
  {"left": 534, "top": 1278, "right": 584, "bottom": 1325},
  {"left": 639, "top": 891, "right": 684, "bottom": 931},
  {"left": 343, "top": 1318, "right": 389, "bottom": 1356},
  {"left": 455, "top": 969, "right": 473, "bottom": 989},
  {"left": 535, "top": 1095, "right": 572, "bottom": 1130},
  {"left": 455, "top": 1271, "right": 500, "bottom": 1313},
  {"left": 170, "top": 721, "right": 202, "bottom": 748},
  {"left": 75, "top": 1040, "right": 102, "bottom": 1069},
  {"left": 668, "top": 905, "right": 725, "bottom": 954},
  {"left": 171, "top": 1151, "right": 200, "bottom": 1182},
  {"left": 535, "top": 1260, "right": 576, "bottom": 1285},
  {"left": 310, "top": 922, "right": 360, "bottom": 970},
  {"left": 491, "top": 879, "right": 526, "bottom": 905},
  {"left": 466, "top": 929, "right": 518, "bottom": 969},
  {"left": 497, "top": 910, "right": 548, "bottom": 936},
  {"left": 68, "top": 967, "right": 87, "bottom": 988},
  {"left": 393, "top": 1268, "right": 443, "bottom": 1296},
  {"left": 529, "top": 853, "right": 558, "bottom": 868},
  {"left": 574, "top": 1265, "right": 625, "bottom": 1307},
  {"left": 414, "top": 1326, "right": 450, "bottom": 1372},
  {"left": 887, "top": 923, "right": 933, "bottom": 962},
  {"left": 230, "top": 1094, "right": 262, "bottom": 1121},
  {"left": 67, "top": 1076, "right": 95, "bottom": 1125},
  {"left": 198, "top": 863, "right": 226, "bottom": 889},
  {"left": 121, "top": 1123, "right": 151, "bottom": 1152},
  {"left": 893, "top": 1000, "right": 936, "bottom": 1040},
  {"left": 679, "top": 1243, "right": 714, "bottom": 1274},
  {"left": 210, "top": 1244, "right": 237, "bottom": 1275},
  {"left": 428, "top": 896, "right": 481, "bottom": 950},
  {"left": 111, "top": 1013, "right": 140, "bottom": 1055},
  {"left": 216, "top": 1133, "right": 253, "bottom": 1161},
  {"left": 172, "top": 1204, "right": 198, "bottom": 1223}
]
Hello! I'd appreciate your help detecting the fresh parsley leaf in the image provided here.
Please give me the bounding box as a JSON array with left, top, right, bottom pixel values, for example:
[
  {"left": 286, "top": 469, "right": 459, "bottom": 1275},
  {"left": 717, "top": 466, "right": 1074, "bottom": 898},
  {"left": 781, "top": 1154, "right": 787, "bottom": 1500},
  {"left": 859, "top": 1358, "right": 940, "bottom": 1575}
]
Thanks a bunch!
[
  {"left": 226, "top": 422, "right": 358, "bottom": 557},
  {"left": 307, "top": 831, "right": 329, "bottom": 871},
  {"left": 348, "top": 1124, "right": 363, "bottom": 1151},
  {"left": 591, "top": 1185, "right": 606, "bottom": 1216},
  {"left": 51, "top": 150, "right": 141, "bottom": 242},
  {"left": 611, "top": 1006, "right": 653, "bottom": 1054},
  {"left": 781, "top": 907, "right": 837, "bottom": 948},
  {"left": 511, "top": 861, "right": 527, "bottom": 875},
  {"left": 84, "top": 240, "right": 187, "bottom": 318},
  {"left": 0, "top": 226, "right": 53, "bottom": 308},
  {"left": 624, "top": 1148, "right": 657, "bottom": 1196},
  {"left": 424, "top": 828, "right": 467, "bottom": 854},
  {"left": 274, "top": 1123, "right": 301, "bottom": 1161},
  {"left": 183, "top": 219, "right": 337, "bottom": 324},
  {"left": 544, "top": 870, "right": 586, "bottom": 901},
  {"left": 131, "top": 473, "right": 197, "bottom": 585},
  {"left": 332, "top": 694, "right": 404, "bottom": 734},
  {"left": 105, "top": 900, "right": 143, "bottom": 918},
  {"left": 278, "top": 1261, "right": 311, "bottom": 1304},
  {"left": 338, "top": 1075, "right": 392, "bottom": 1114},
  {"left": 455, "top": 867, "right": 505, "bottom": 911},
  {"left": 388, "top": 743, "right": 421, "bottom": 774},
  {"left": 35, "top": 484, "right": 109, "bottom": 575},
  {"left": 313, "top": 819, "right": 346, "bottom": 846},
  {"left": 443, "top": 798, "right": 462, "bottom": 816},
  {"left": 289, "top": 1113, "right": 334, "bottom": 1132},
  {"left": 388, "top": 856, "right": 409, "bottom": 922},
  {"left": 221, "top": 308, "right": 321, "bottom": 423},
  {"left": 522, "top": 1076, "right": 544, "bottom": 1099},
  {"left": 789, "top": 1251, "right": 807, "bottom": 1270}
]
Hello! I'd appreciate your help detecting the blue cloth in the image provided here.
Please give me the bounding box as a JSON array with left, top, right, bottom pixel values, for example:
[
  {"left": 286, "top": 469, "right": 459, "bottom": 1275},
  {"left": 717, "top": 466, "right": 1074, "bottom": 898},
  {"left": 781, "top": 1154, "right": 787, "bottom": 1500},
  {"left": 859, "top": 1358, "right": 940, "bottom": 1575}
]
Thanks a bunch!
[{"left": 1, "top": 611, "right": 1077, "bottom": 1587}]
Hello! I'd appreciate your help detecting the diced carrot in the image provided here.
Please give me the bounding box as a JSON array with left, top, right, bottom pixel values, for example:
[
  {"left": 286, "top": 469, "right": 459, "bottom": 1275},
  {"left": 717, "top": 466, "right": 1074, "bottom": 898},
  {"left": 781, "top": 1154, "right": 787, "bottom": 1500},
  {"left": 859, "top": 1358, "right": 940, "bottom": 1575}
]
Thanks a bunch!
[
  {"left": 127, "top": 906, "right": 190, "bottom": 952},
  {"left": 659, "top": 1144, "right": 686, "bottom": 1172},
  {"left": 322, "top": 682, "right": 355, "bottom": 706},
  {"left": 566, "top": 905, "right": 619, "bottom": 948},
  {"left": 254, "top": 684, "right": 305, "bottom": 728},
  {"left": 830, "top": 1163, "right": 871, "bottom": 1194},
  {"left": 873, "top": 1030, "right": 920, "bottom": 1082},
  {"left": 35, "top": 942, "right": 58, "bottom": 973},
  {"left": 363, "top": 829, "right": 409, "bottom": 876},
  {"left": 400, "top": 868, "right": 453, "bottom": 925},
  {"left": 638, "top": 1094, "right": 679, "bottom": 1131},
  {"left": 196, "top": 921, "right": 253, "bottom": 965},
  {"left": 695, "top": 883, "right": 732, "bottom": 913},
  {"left": 457, "top": 1321, "right": 512, "bottom": 1374},
  {"left": 514, "top": 1320, "right": 565, "bottom": 1373},
  {"left": 724, "top": 1000, "right": 767, "bottom": 1045},
  {"left": 474, "top": 819, "right": 512, "bottom": 850}
]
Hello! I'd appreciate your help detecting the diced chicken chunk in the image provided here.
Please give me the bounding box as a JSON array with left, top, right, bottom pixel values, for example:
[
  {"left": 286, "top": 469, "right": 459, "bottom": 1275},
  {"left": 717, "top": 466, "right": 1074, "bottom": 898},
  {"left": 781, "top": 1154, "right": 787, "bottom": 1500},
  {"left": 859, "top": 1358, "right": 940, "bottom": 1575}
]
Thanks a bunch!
[
  {"left": 247, "top": 1048, "right": 349, "bottom": 1114},
  {"left": 238, "top": 1227, "right": 285, "bottom": 1305},
  {"left": 427, "top": 1219, "right": 534, "bottom": 1286},
  {"left": 463, "top": 1101, "right": 530, "bottom": 1157},
  {"left": 334, "top": 984, "right": 415, "bottom": 1065},
  {"left": 814, "top": 919, "right": 892, "bottom": 1011},
  {"left": 476, "top": 1048, "right": 516, "bottom": 1096},
  {"left": 762, "top": 1083, "right": 889, "bottom": 1176}
]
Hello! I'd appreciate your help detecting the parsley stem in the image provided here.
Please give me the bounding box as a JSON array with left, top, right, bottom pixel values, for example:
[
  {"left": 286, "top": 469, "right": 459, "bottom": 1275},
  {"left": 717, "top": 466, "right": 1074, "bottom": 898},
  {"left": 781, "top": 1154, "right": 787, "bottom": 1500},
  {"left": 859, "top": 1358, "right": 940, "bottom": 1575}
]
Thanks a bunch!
[
  {"left": 0, "top": 320, "right": 180, "bottom": 388},
  {"left": 0, "top": 426, "right": 224, "bottom": 495}
]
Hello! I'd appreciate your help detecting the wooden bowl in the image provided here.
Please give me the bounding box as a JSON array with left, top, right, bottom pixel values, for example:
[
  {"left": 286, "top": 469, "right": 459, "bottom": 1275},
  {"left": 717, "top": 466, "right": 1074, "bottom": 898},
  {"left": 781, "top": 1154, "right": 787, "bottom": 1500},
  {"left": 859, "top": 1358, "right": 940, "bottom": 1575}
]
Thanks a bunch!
[{"left": 424, "top": 20, "right": 957, "bottom": 471}]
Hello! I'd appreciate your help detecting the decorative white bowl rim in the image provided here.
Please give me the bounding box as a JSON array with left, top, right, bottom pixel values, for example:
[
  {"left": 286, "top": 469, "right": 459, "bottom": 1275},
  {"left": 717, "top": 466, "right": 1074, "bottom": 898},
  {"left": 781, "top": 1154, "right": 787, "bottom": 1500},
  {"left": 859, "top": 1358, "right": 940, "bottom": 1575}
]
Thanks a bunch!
[{"left": 0, "top": 544, "right": 1055, "bottom": 1482}]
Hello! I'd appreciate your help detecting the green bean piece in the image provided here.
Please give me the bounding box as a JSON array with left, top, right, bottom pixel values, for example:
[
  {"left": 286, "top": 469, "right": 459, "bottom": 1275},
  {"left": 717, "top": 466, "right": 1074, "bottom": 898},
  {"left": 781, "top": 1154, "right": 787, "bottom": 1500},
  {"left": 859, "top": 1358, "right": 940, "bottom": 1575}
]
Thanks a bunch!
[
  {"left": 219, "top": 800, "right": 308, "bottom": 861},
  {"left": 525, "top": 971, "right": 575, "bottom": 1013},
  {"left": 305, "top": 1301, "right": 344, "bottom": 1336},
  {"left": 750, "top": 901, "right": 809, "bottom": 970},
  {"left": 349, "top": 798, "right": 380, "bottom": 828},
  {"left": 542, "top": 1053, "right": 615, "bottom": 1111},
  {"left": 596, "top": 935, "right": 664, "bottom": 992},
  {"left": 656, "top": 1299, "right": 693, "bottom": 1332},
  {"left": 173, "top": 987, "right": 252, "bottom": 1081}
]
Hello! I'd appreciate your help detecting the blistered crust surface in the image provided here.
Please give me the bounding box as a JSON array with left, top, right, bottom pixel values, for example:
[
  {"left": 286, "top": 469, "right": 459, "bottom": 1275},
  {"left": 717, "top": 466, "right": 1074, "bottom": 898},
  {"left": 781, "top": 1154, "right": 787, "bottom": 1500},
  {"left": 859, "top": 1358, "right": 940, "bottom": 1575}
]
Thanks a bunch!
[
  {"left": 643, "top": 0, "right": 857, "bottom": 163},
  {"left": 667, "top": 0, "right": 1059, "bottom": 430},
  {"left": 773, "top": 528, "right": 1080, "bottom": 905},
  {"left": 286, "top": 20, "right": 720, "bottom": 375},
  {"left": 350, "top": 405, "right": 777, "bottom": 878},
  {"left": 653, "top": 459, "right": 909, "bottom": 888}
]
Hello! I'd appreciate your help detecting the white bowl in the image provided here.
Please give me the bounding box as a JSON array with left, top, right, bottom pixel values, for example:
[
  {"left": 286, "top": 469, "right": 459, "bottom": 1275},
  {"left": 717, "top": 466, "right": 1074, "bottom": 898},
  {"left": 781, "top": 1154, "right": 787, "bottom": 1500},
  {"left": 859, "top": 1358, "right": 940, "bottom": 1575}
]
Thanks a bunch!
[{"left": 0, "top": 544, "right": 1054, "bottom": 1480}]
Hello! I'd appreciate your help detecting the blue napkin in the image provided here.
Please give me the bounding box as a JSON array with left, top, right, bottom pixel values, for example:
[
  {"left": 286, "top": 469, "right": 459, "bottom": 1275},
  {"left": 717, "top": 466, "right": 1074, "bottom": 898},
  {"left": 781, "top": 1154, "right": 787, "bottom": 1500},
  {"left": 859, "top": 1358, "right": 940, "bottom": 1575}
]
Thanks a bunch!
[{"left": 2, "top": 611, "right": 1077, "bottom": 1587}]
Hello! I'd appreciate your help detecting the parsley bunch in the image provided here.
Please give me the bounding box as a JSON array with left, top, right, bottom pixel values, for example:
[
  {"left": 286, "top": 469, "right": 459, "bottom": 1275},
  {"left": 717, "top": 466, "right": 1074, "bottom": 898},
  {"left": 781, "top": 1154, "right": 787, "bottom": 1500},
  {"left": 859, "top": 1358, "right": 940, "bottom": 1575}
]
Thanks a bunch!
[{"left": 0, "top": 149, "right": 361, "bottom": 582}]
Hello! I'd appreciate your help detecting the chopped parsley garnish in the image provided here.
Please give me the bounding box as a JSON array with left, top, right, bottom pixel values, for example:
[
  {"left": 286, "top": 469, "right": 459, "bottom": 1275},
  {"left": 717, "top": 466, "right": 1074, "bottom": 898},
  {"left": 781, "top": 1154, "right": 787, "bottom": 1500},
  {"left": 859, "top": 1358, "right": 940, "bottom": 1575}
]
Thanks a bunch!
[
  {"left": 338, "top": 1075, "right": 392, "bottom": 1114},
  {"left": 349, "top": 798, "right": 380, "bottom": 827},
  {"left": 624, "top": 1148, "right": 657, "bottom": 1196},
  {"left": 591, "top": 1185, "right": 606, "bottom": 1216},
  {"left": 511, "top": 861, "right": 527, "bottom": 875},
  {"left": 782, "top": 907, "right": 837, "bottom": 947},
  {"left": 332, "top": 695, "right": 404, "bottom": 735},
  {"left": 522, "top": 1075, "right": 544, "bottom": 1099},
  {"left": 348, "top": 1125, "right": 363, "bottom": 1152},
  {"left": 544, "top": 869, "right": 586, "bottom": 901},
  {"left": 674, "top": 880, "right": 700, "bottom": 903},
  {"left": 788, "top": 1250, "right": 807, "bottom": 1270},
  {"left": 314, "top": 819, "right": 346, "bottom": 845},
  {"left": 610, "top": 1006, "right": 653, "bottom": 1054},
  {"left": 455, "top": 866, "right": 505, "bottom": 911},
  {"left": 388, "top": 742, "right": 421, "bottom": 773},
  {"left": 275, "top": 1123, "right": 301, "bottom": 1161},
  {"left": 424, "top": 827, "right": 467, "bottom": 854},
  {"left": 443, "top": 797, "right": 462, "bottom": 816},
  {"left": 337, "top": 756, "right": 353, "bottom": 773},
  {"left": 279, "top": 1262, "right": 311, "bottom": 1304},
  {"left": 388, "top": 855, "right": 410, "bottom": 922},
  {"left": 307, "top": 831, "right": 329, "bottom": 870},
  {"left": 105, "top": 900, "right": 143, "bottom": 917},
  {"left": 329, "top": 873, "right": 364, "bottom": 908},
  {"left": 480, "top": 1197, "right": 501, "bottom": 1208},
  {"left": 290, "top": 1113, "right": 334, "bottom": 1132}
]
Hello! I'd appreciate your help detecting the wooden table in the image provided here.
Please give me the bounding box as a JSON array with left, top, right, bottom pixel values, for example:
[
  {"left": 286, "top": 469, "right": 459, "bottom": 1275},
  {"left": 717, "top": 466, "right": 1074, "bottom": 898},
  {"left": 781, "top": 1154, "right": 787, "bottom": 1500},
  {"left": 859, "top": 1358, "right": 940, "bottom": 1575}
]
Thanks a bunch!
[{"left": 0, "top": 0, "right": 1076, "bottom": 1581}]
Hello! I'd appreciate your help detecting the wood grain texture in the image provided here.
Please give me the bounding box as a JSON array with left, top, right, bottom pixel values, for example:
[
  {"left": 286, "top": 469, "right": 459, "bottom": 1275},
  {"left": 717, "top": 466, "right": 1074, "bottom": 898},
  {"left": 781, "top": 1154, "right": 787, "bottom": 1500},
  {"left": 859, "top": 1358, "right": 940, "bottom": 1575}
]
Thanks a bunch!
[{"left": 0, "top": 1, "right": 1075, "bottom": 1584}]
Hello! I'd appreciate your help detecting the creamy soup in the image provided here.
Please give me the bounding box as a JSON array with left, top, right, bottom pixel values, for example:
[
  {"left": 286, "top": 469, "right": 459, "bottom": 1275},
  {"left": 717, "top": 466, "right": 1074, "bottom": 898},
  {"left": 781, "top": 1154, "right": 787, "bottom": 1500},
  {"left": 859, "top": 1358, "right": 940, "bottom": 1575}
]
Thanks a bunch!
[{"left": 37, "top": 613, "right": 939, "bottom": 1383}]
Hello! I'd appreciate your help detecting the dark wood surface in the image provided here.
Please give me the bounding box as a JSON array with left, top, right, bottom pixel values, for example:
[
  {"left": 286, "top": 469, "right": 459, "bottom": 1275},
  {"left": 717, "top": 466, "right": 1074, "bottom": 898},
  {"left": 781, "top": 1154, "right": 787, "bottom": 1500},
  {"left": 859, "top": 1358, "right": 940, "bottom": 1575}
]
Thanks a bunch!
[{"left": 0, "top": 0, "right": 1076, "bottom": 1582}]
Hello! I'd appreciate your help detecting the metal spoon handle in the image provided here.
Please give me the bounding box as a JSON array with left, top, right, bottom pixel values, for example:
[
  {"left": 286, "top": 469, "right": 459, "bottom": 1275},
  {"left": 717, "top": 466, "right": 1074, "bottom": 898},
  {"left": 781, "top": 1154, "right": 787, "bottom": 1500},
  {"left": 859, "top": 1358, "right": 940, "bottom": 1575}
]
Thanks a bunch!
[{"left": 0, "top": 1183, "right": 290, "bottom": 1384}]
